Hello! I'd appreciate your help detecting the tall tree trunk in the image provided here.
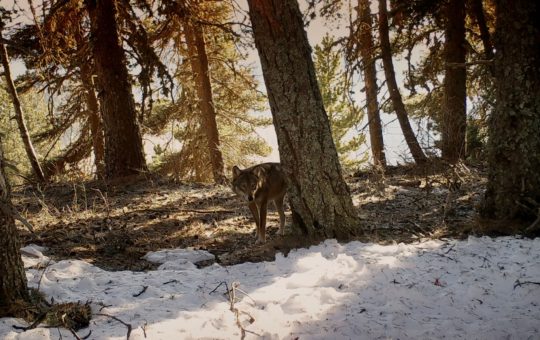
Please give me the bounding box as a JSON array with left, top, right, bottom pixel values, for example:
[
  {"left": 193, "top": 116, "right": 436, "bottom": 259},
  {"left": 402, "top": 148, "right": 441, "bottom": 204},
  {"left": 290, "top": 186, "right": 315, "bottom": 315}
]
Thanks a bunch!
[
  {"left": 184, "top": 22, "right": 226, "bottom": 184},
  {"left": 480, "top": 0, "right": 540, "bottom": 220},
  {"left": 86, "top": 0, "right": 147, "bottom": 178},
  {"left": 247, "top": 0, "right": 360, "bottom": 239},
  {"left": 470, "top": 0, "right": 494, "bottom": 62},
  {"left": 0, "top": 38, "right": 46, "bottom": 183},
  {"left": 0, "top": 135, "right": 30, "bottom": 317},
  {"left": 358, "top": 0, "right": 386, "bottom": 169},
  {"left": 442, "top": 0, "right": 467, "bottom": 162},
  {"left": 79, "top": 63, "right": 105, "bottom": 179},
  {"left": 378, "top": 0, "right": 427, "bottom": 164}
]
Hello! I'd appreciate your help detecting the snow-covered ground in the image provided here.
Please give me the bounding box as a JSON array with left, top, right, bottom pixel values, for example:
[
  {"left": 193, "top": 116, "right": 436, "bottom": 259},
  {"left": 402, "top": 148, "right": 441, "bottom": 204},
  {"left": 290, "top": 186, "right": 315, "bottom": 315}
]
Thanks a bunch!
[{"left": 1, "top": 236, "right": 539, "bottom": 339}]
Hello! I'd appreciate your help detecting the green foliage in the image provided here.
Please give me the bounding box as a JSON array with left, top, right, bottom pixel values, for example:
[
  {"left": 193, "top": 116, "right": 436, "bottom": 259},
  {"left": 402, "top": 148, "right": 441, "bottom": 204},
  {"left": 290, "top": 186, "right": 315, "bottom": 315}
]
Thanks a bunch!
[
  {"left": 0, "top": 82, "right": 51, "bottom": 183},
  {"left": 313, "top": 34, "right": 367, "bottom": 171},
  {"left": 146, "top": 5, "right": 271, "bottom": 182}
]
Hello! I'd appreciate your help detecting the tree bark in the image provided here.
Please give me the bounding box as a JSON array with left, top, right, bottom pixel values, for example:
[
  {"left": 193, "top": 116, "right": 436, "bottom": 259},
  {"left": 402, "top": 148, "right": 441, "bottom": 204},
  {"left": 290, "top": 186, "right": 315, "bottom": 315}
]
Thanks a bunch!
[
  {"left": 441, "top": 0, "right": 467, "bottom": 162},
  {"left": 358, "top": 0, "right": 386, "bottom": 169},
  {"left": 378, "top": 0, "right": 427, "bottom": 164},
  {"left": 480, "top": 0, "right": 540, "bottom": 220},
  {"left": 184, "top": 22, "right": 226, "bottom": 184},
  {"left": 0, "top": 135, "right": 30, "bottom": 317},
  {"left": 247, "top": 0, "right": 361, "bottom": 239},
  {"left": 79, "top": 63, "right": 105, "bottom": 179},
  {"left": 86, "top": 0, "right": 147, "bottom": 178},
  {"left": 0, "top": 37, "right": 46, "bottom": 183},
  {"left": 470, "top": 0, "right": 494, "bottom": 62}
]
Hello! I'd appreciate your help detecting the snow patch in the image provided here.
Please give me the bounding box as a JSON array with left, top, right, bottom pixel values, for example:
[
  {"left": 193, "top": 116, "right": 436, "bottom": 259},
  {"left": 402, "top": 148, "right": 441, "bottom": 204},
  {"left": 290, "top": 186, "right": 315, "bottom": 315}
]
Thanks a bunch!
[
  {"left": 142, "top": 248, "right": 215, "bottom": 270},
  {"left": 1, "top": 236, "right": 539, "bottom": 339},
  {"left": 20, "top": 244, "right": 51, "bottom": 269}
]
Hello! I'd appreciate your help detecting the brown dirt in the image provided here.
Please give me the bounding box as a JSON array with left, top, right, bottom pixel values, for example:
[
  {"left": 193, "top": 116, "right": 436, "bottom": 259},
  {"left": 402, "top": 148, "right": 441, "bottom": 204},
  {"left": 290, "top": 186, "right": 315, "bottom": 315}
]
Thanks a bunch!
[{"left": 13, "top": 161, "right": 522, "bottom": 271}]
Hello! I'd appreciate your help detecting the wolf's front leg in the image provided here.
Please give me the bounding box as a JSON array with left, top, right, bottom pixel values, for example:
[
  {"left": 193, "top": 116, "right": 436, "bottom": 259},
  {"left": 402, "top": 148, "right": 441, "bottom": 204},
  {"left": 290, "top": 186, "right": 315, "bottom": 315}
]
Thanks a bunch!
[
  {"left": 256, "top": 201, "right": 268, "bottom": 244},
  {"left": 248, "top": 201, "right": 260, "bottom": 240}
]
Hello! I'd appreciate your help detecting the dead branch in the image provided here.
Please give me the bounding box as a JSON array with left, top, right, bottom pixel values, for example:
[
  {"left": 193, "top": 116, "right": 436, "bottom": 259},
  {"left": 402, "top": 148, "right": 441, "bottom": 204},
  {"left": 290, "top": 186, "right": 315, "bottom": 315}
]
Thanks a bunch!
[
  {"left": 446, "top": 59, "right": 493, "bottom": 68},
  {"left": 525, "top": 209, "right": 540, "bottom": 232},
  {"left": 37, "top": 259, "right": 53, "bottom": 291},
  {"left": 514, "top": 279, "right": 540, "bottom": 289},
  {"left": 225, "top": 282, "right": 260, "bottom": 340},
  {"left": 0, "top": 200, "right": 35, "bottom": 233},
  {"left": 95, "top": 313, "right": 132, "bottom": 340},
  {"left": 132, "top": 286, "right": 148, "bottom": 297}
]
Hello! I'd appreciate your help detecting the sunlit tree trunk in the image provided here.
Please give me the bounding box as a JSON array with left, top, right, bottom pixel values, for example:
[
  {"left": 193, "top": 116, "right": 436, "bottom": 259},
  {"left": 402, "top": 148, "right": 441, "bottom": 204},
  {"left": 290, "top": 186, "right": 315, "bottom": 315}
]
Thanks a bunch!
[
  {"left": 86, "top": 0, "right": 147, "bottom": 178},
  {"left": 441, "top": 0, "right": 467, "bottom": 162},
  {"left": 378, "top": 0, "right": 427, "bottom": 164},
  {"left": 80, "top": 63, "right": 105, "bottom": 179},
  {"left": 184, "top": 22, "right": 226, "bottom": 184},
  {"left": 247, "top": 0, "right": 360, "bottom": 239},
  {"left": 0, "top": 36, "right": 46, "bottom": 183},
  {"left": 358, "top": 0, "right": 386, "bottom": 168},
  {"left": 480, "top": 0, "right": 540, "bottom": 220},
  {"left": 0, "top": 136, "right": 30, "bottom": 317}
]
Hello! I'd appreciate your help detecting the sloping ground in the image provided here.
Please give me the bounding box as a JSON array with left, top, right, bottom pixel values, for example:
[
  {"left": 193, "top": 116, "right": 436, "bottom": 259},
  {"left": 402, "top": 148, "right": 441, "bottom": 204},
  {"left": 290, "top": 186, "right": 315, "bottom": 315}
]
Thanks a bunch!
[{"left": 12, "top": 162, "right": 513, "bottom": 271}]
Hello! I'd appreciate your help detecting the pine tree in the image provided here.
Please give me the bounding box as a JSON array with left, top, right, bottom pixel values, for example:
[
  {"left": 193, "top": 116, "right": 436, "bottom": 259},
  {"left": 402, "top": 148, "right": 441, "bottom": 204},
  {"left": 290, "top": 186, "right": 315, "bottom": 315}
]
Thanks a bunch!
[
  {"left": 378, "top": 0, "right": 427, "bottom": 164},
  {"left": 441, "top": 0, "right": 467, "bottom": 162},
  {"left": 0, "top": 24, "right": 46, "bottom": 182},
  {"left": 314, "top": 35, "right": 366, "bottom": 171},
  {"left": 147, "top": 0, "right": 271, "bottom": 182},
  {"left": 480, "top": 0, "right": 540, "bottom": 221},
  {"left": 0, "top": 134, "right": 30, "bottom": 317},
  {"left": 248, "top": 0, "right": 360, "bottom": 239},
  {"left": 357, "top": 0, "right": 386, "bottom": 169},
  {"left": 86, "top": 0, "right": 147, "bottom": 178}
]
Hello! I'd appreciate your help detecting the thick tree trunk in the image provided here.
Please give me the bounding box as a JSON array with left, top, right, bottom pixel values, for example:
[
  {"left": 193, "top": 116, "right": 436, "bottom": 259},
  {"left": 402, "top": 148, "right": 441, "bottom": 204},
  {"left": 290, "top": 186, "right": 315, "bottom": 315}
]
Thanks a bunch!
[
  {"left": 86, "top": 0, "right": 147, "bottom": 178},
  {"left": 441, "top": 0, "right": 467, "bottom": 162},
  {"left": 0, "top": 39, "right": 46, "bottom": 183},
  {"left": 80, "top": 63, "right": 105, "bottom": 179},
  {"left": 480, "top": 0, "right": 540, "bottom": 220},
  {"left": 358, "top": 0, "right": 386, "bottom": 169},
  {"left": 184, "top": 22, "right": 226, "bottom": 184},
  {"left": 0, "top": 136, "right": 30, "bottom": 317},
  {"left": 247, "top": 0, "right": 360, "bottom": 239},
  {"left": 378, "top": 0, "right": 427, "bottom": 164}
]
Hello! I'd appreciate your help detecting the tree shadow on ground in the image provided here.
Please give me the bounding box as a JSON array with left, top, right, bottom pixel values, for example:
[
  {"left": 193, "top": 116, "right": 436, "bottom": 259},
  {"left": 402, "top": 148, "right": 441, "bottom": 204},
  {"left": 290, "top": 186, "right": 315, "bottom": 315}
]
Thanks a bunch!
[{"left": 12, "top": 162, "right": 511, "bottom": 271}]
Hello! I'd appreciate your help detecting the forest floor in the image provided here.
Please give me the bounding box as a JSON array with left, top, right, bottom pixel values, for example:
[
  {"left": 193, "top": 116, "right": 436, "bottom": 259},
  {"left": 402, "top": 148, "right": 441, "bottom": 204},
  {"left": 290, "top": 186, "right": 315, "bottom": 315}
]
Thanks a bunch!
[{"left": 13, "top": 161, "right": 522, "bottom": 271}]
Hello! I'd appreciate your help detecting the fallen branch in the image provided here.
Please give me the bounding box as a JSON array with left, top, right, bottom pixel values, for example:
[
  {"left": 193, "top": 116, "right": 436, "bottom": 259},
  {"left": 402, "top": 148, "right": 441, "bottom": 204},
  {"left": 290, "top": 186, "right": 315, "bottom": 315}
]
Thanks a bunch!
[
  {"left": 132, "top": 286, "right": 148, "bottom": 297},
  {"left": 12, "top": 312, "right": 47, "bottom": 331},
  {"left": 96, "top": 313, "right": 132, "bottom": 340},
  {"left": 525, "top": 209, "right": 540, "bottom": 232},
  {"left": 0, "top": 201, "right": 35, "bottom": 233},
  {"left": 67, "top": 327, "right": 83, "bottom": 340},
  {"left": 37, "top": 259, "right": 53, "bottom": 292},
  {"left": 513, "top": 279, "right": 540, "bottom": 290},
  {"left": 209, "top": 281, "right": 227, "bottom": 294},
  {"left": 226, "top": 282, "right": 259, "bottom": 340},
  {"left": 138, "top": 207, "right": 235, "bottom": 214}
]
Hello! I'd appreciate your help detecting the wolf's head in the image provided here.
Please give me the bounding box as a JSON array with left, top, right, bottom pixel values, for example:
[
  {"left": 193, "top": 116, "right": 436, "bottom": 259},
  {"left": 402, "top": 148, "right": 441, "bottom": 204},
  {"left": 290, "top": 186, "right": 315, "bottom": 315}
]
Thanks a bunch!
[{"left": 231, "top": 166, "right": 258, "bottom": 201}]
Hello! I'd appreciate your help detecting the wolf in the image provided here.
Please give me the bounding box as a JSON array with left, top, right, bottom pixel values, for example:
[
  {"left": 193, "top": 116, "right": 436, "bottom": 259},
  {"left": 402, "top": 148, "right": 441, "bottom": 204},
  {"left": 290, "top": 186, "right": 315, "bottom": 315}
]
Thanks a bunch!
[{"left": 231, "top": 163, "right": 287, "bottom": 244}]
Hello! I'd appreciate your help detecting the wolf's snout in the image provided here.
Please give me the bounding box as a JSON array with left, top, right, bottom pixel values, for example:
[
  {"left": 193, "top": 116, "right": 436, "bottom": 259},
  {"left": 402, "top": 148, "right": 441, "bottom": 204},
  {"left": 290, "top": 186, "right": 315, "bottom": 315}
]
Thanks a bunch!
[{"left": 248, "top": 195, "right": 254, "bottom": 201}]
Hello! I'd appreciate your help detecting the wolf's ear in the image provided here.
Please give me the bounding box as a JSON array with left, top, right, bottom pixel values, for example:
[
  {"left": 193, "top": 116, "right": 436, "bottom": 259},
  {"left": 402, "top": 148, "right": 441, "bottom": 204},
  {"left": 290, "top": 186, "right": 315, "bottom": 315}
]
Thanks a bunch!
[{"left": 232, "top": 166, "right": 241, "bottom": 178}]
